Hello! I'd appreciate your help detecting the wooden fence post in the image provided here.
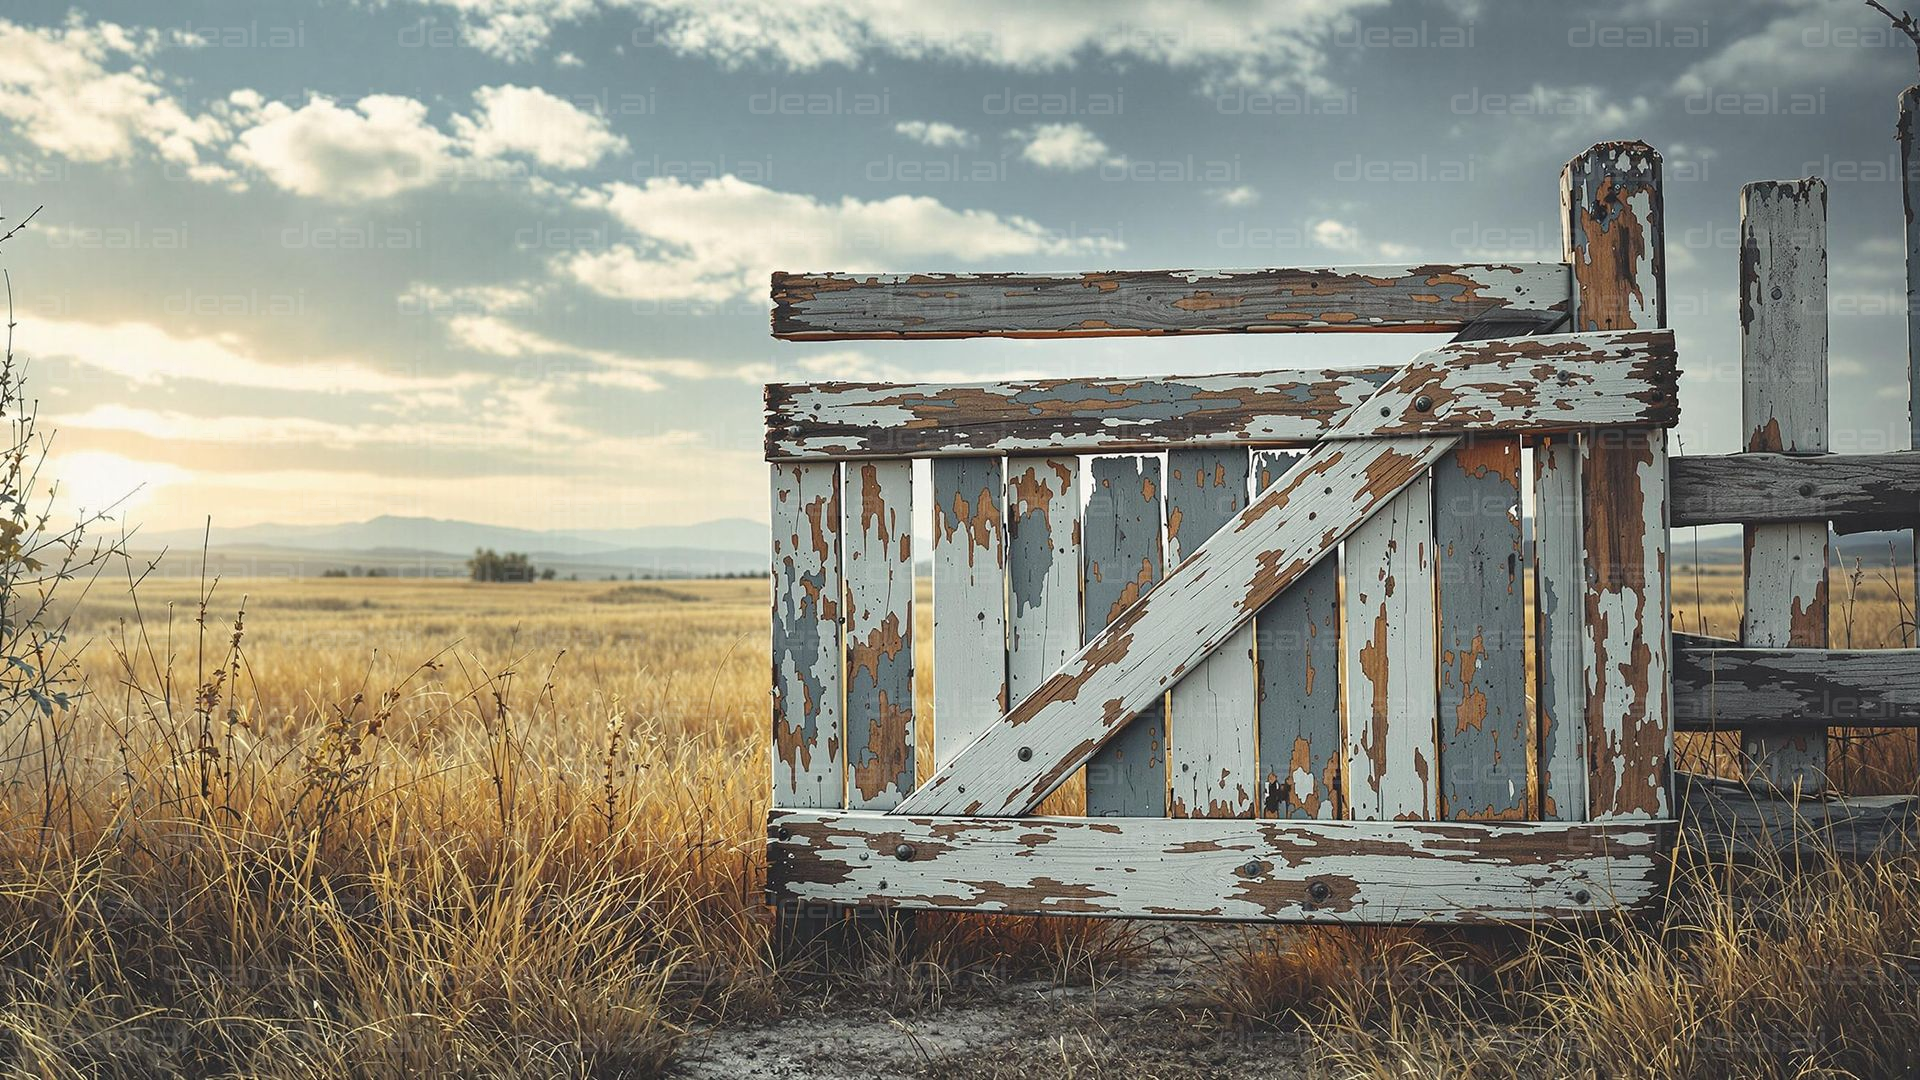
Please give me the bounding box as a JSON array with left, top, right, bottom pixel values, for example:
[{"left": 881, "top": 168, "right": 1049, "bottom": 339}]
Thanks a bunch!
[
  {"left": 1558, "top": 142, "right": 1672, "bottom": 820},
  {"left": 1904, "top": 88, "right": 1920, "bottom": 629},
  {"left": 1738, "top": 179, "right": 1829, "bottom": 793}
]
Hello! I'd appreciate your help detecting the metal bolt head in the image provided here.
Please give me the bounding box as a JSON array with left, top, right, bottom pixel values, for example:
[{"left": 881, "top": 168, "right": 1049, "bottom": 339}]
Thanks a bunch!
[
  {"left": 895, "top": 843, "right": 916, "bottom": 861},
  {"left": 1770, "top": 286, "right": 1783, "bottom": 301},
  {"left": 1307, "top": 881, "right": 1332, "bottom": 903},
  {"left": 1017, "top": 746, "right": 1033, "bottom": 762},
  {"left": 776, "top": 826, "right": 792, "bottom": 841},
  {"left": 1413, "top": 394, "right": 1434, "bottom": 413},
  {"left": 1238, "top": 860, "right": 1263, "bottom": 877},
  {"left": 1798, "top": 482, "right": 1815, "bottom": 497},
  {"left": 1573, "top": 888, "right": 1592, "bottom": 905}
]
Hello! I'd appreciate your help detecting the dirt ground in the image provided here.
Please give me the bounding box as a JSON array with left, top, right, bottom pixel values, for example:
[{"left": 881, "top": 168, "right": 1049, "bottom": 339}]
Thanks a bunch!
[{"left": 669, "top": 924, "right": 1310, "bottom": 1080}]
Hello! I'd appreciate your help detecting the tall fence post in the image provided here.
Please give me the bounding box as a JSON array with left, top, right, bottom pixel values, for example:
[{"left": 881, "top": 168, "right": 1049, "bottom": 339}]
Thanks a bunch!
[
  {"left": 1558, "top": 141, "right": 1672, "bottom": 821},
  {"left": 1738, "top": 180, "right": 1830, "bottom": 793}
]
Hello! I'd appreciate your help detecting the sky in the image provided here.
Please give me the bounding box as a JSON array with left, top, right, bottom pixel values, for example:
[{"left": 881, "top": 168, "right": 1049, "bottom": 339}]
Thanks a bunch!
[{"left": 0, "top": 0, "right": 1913, "bottom": 535}]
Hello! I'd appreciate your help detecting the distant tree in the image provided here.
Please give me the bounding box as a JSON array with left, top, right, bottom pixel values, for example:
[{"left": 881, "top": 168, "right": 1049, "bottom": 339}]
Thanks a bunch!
[
  {"left": 366, "top": 567, "right": 388, "bottom": 578},
  {"left": 320, "top": 568, "right": 349, "bottom": 578},
  {"left": 467, "top": 548, "right": 537, "bottom": 583},
  {"left": 539, "top": 568, "right": 556, "bottom": 581}
]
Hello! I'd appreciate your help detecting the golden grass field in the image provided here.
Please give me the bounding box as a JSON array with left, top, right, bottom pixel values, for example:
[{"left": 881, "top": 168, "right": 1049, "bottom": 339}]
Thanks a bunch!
[{"left": 0, "top": 559, "right": 1916, "bottom": 1078}]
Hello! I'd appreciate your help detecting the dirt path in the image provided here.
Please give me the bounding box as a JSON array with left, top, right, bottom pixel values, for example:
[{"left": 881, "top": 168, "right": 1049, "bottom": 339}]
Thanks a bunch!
[{"left": 669, "top": 924, "right": 1312, "bottom": 1080}]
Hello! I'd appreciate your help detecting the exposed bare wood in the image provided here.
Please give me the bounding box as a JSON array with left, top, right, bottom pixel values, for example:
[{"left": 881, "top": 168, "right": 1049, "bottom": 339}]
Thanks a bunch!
[
  {"left": 1562, "top": 141, "right": 1672, "bottom": 822},
  {"left": 845, "top": 461, "right": 914, "bottom": 809},
  {"left": 1253, "top": 450, "right": 1342, "bottom": 820},
  {"left": 1673, "top": 641, "right": 1920, "bottom": 729},
  {"left": 896, "top": 434, "right": 1458, "bottom": 818},
  {"left": 1166, "top": 448, "right": 1256, "bottom": 819},
  {"left": 1669, "top": 452, "right": 1920, "bottom": 531},
  {"left": 1677, "top": 772, "right": 1919, "bottom": 859},
  {"left": 1343, "top": 474, "right": 1438, "bottom": 822},
  {"left": 931, "top": 457, "right": 1006, "bottom": 767},
  {"left": 1006, "top": 458, "right": 1082, "bottom": 712},
  {"left": 1436, "top": 438, "right": 1530, "bottom": 820},
  {"left": 1084, "top": 455, "right": 1167, "bottom": 816},
  {"left": 771, "top": 462, "right": 843, "bottom": 808},
  {"left": 1739, "top": 178, "right": 1831, "bottom": 791},
  {"left": 1535, "top": 435, "right": 1587, "bottom": 821},
  {"left": 771, "top": 263, "right": 1570, "bottom": 340},
  {"left": 765, "top": 330, "right": 1678, "bottom": 460},
  {"left": 768, "top": 810, "right": 1668, "bottom": 922}
]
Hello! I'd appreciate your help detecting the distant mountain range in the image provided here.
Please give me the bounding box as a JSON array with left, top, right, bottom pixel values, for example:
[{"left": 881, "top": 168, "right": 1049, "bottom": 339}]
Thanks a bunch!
[{"left": 131, "top": 515, "right": 770, "bottom": 579}]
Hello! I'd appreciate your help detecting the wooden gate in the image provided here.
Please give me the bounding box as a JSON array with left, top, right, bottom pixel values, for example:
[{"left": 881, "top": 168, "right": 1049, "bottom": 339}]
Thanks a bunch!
[{"left": 763, "top": 142, "right": 1690, "bottom": 925}]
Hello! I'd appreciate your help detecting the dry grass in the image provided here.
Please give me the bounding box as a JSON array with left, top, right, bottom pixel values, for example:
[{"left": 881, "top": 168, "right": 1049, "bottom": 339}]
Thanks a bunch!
[{"left": 0, "top": 548, "right": 1912, "bottom": 1076}]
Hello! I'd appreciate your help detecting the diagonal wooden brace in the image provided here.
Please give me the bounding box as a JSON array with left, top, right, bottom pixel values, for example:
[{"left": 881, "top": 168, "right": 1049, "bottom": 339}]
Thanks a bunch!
[{"left": 892, "top": 329, "right": 1677, "bottom": 818}]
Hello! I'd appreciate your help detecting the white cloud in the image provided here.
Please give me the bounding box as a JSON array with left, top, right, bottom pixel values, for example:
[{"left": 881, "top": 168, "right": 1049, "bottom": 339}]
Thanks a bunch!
[
  {"left": 562, "top": 174, "right": 1123, "bottom": 303},
  {"left": 0, "top": 16, "right": 232, "bottom": 177},
  {"left": 411, "top": 0, "right": 1382, "bottom": 92},
  {"left": 442, "top": 313, "right": 728, "bottom": 384},
  {"left": 1673, "top": 3, "right": 1907, "bottom": 96},
  {"left": 1208, "top": 185, "right": 1261, "bottom": 208},
  {"left": 230, "top": 94, "right": 455, "bottom": 201},
  {"left": 894, "top": 120, "right": 976, "bottom": 148},
  {"left": 453, "top": 84, "right": 626, "bottom": 169},
  {"left": 27, "top": 318, "right": 478, "bottom": 396},
  {"left": 1311, "top": 218, "right": 1363, "bottom": 251},
  {"left": 1013, "top": 122, "right": 1114, "bottom": 171}
]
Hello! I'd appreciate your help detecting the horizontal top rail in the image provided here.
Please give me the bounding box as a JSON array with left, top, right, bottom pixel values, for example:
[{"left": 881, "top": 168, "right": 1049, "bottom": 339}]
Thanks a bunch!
[
  {"left": 765, "top": 330, "right": 1677, "bottom": 460},
  {"left": 1670, "top": 451, "right": 1920, "bottom": 532},
  {"left": 771, "top": 263, "right": 1570, "bottom": 340}
]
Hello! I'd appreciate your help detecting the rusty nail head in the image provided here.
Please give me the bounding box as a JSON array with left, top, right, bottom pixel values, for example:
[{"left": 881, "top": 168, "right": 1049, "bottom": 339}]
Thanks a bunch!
[
  {"left": 1308, "top": 881, "right": 1331, "bottom": 902},
  {"left": 1413, "top": 395, "right": 1434, "bottom": 413},
  {"left": 895, "top": 843, "right": 915, "bottom": 861},
  {"left": 1017, "top": 746, "right": 1033, "bottom": 762}
]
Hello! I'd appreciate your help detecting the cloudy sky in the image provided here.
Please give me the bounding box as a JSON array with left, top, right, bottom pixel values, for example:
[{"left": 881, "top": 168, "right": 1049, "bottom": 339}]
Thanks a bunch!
[{"left": 0, "top": 0, "right": 1913, "bottom": 534}]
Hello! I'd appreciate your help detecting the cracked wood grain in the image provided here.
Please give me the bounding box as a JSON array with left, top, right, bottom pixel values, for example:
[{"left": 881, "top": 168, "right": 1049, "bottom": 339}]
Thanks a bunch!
[
  {"left": 1084, "top": 455, "right": 1168, "bottom": 816},
  {"left": 1166, "top": 448, "right": 1256, "bottom": 819},
  {"left": 1253, "top": 450, "right": 1342, "bottom": 821},
  {"left": 1343, "top": 473, "right": 1437, "bottom": 822},
  {"left": 1007, "top": 457, "right": 1082, "bottom": 716},
  {"left": 771, "top": 263, "right": 1570, "bottom": 340},
  {"left": 845, "top": 460, "right": 915, "bottom": 809},
  {"left": 1669, "top": 452, "right": 1920, "bottom": 532},
  {"left": 771, "top": 462, "right": 843, "bottom": 808},
  {"left": 932, "top": 457, "right": 1007, "bottom": 768},
  {"left": 768, "top": 810, "right": 1668, "bottom": 922},
  {"left": 1738, "top": 178, "right": 1830, "bottom": 792},
  {"left": 1673, "top": 638, "right": 1920, "bottom": 729},
  {"left": 765, "top": 330, "right": 1678, "bottom": 461},
  {"left": 1561, "top": 141, "right": 1672, "bottom": 821},
  {"left": 1436, "top": 438, "right": 1530, "bottom": 820},
  {"left": 1535, "top": 435, "right": 1587, "bottom": 821}
]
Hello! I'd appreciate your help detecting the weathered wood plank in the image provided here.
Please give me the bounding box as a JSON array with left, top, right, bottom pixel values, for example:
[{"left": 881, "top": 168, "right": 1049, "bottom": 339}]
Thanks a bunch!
[
  {"left": 1435, "top": 439, "right": 1529, "bottom": 820},
  {"left": 844, "top": 460, "right": 914, "bottom": 809},
  {"left": 896, "top": 433, "right": 1457, "bottom": 818},
  {"left": 1739, "top": 178, "right": 1831, "bottom": 792},
  {"left": 1006, "top": 457, "right": 1081, "bottom": 706},
  {"left": 1253, "top": 450, "right": 1341, "bottom": 820},
  {"left": 1343, "top": 474, "right": 1438, "bottom": 822},
  {"left": 771, "top": 462, "right": 843, "bottom": 808},
  {"left": 1534, "top": 435, "right": 1588, "bottom": 821},
  {"left": 1678, "top": 772, "right": 1919, "bottom": 860},
  {"left": 1669, "top": 452, "right": 1920, "bottom": 532},
  {"left": 768, "top": 810, "right": 1668, "bottom": 923},
  {"left": 931, "top": 457, "right": 1006, "bottom": 768},
  {"left": 1562, "top": 141, "right": 1672, "bottom": 821},
  {"left": 765, "top": 330, "right": 1678, "bottom": 460},
  {"left": 1673, "top": 642, "right": 1920, "bottom": 729},
  {"left": 1166, "top": 448, "right": 1257, "bottom": 819},
  {"left": 1904, "top": 89, "right": 1920, "bottom": 636},
  {"left": 771, "top": 263, "right": 1571, "bottom": 340},
  {"left": 1084, "top": 455, "right": 1167, "bottom": 816}
]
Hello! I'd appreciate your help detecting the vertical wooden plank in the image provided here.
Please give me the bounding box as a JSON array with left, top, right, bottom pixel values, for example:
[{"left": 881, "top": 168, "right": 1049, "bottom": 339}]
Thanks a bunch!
[
  {"left": 1534, "top": 436, "right": 1588, "bottom": 821},
  {"left": 931, "top": 457, "right": 1006, "bottom": 768},
  {"left": 1165, "top": 448, "right": 1257, "bottom": 818},
  {"left": 1006, "top": 457, "right": 1081, "bottom": 705},
  {"left": 771, "top": 462, "right": 842, "bottom": 808},
  {"left": 1561, "top": 141, "right": 1671, "bottom": 820},
  {"left": 845, "top": 460, "right": 914, "bottom": 810},
  {"left": 1739, "top": 178, "right": 1830, "bottom": 792},
  {"left": 1084, "top": 455, "right": 1167, "bottom": 816},
  {"left": 1435, "top": 439, "right": 1529, "bottom": 819},
  {"left": 1900, "top": 86, "right": 1920, "bottom": 780},
  {"left": 1342, "top": 473, "right": 1438, "bottom": 821},
  {"left": 1253, "top": 450, "right": 1342, "bottom": 820}
]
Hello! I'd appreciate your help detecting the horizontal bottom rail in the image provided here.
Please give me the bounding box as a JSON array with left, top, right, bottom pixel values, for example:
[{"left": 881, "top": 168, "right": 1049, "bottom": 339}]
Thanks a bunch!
[
  {"left": 1678, "top": 772, "right": 1920, "bottom": 860},
  {"left": 768, "top": 810, "right": 1669, "bottom": 924}
]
